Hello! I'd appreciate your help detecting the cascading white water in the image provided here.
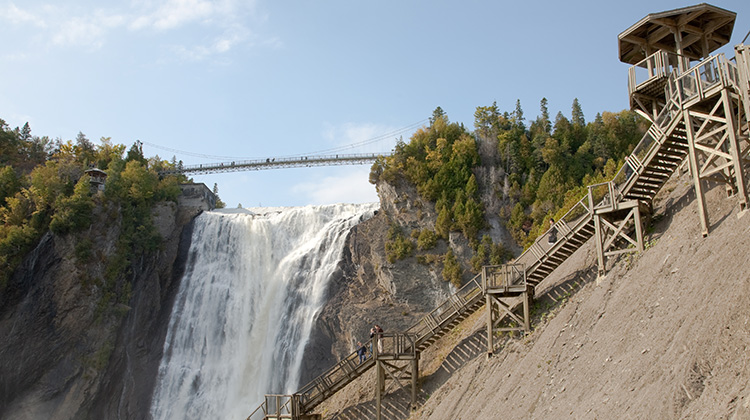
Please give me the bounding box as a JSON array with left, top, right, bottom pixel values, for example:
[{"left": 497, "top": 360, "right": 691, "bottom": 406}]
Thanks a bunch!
[{"left": 149, "top": 203, "right": 377, "bottom": 420}]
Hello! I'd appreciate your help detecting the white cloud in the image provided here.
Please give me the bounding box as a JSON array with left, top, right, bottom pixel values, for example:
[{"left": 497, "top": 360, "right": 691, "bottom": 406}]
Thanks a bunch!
[
  {"left": 1, "top": 3, "right": 46, "bottom": 27},
  {"left": 52, "top": 15, "right": 108, "bottom": 49},
  {"left": 1, "top": 51, "right": 31, "bottom": 62},
  {"left": 320, "top": 121, "right": 405, "bottom": 154},
  {"left": 131, "top": 0, "right": 215, "bottom": 31},
  {"left": 292, "top": 167, "right": 378, "bottom": 205},
  {"left": 2, "top": 0, "right": 270, "bottom": 59}
]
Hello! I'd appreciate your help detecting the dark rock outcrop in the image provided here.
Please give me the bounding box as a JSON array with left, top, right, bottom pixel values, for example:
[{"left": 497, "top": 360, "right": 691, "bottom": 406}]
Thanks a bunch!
[{"left": 0, "top": 201, "right": 202, "bottom": 420}]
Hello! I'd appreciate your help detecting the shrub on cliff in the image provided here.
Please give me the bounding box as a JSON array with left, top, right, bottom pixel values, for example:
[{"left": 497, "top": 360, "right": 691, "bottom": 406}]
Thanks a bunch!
[
  {"left": 370, "top": 110, "right": 484, "bottom": 245},
  {"left": 442, "top": 249, "right": 462, "bottom": 288},
  {"left": 416, "top": 229, "right": 437, "bottom": 251},
  {"left": 49, "top": 176, "right": 95, "bottom": 235},
  {"left": 385, "top": 223, "right": 414, "bottom": 263}
]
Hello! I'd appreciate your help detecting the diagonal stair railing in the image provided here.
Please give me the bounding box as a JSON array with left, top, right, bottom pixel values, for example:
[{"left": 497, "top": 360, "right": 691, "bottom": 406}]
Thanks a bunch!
[{"left": 290, "top": 273, "right": 486, "bottom": 414}]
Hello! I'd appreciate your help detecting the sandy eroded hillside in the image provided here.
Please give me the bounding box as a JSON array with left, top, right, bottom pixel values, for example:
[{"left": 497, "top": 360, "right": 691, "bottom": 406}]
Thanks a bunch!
[{"left": 314, "top": 170, "right": 750, "bottom": 420}]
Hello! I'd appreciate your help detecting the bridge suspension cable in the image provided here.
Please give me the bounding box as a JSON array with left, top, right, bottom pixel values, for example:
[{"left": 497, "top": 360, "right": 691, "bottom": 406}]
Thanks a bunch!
[{"left": 302, "top": 119, "right": 428, "bottom": 156}]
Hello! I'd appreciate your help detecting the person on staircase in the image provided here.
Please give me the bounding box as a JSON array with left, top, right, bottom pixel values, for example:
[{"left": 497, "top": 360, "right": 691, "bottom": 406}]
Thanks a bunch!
[
  {"left": 374, "top": 324, "right": 384, "bottom": 354},
  {"left": 357, "top": 341, "right": 367, "bottom": 364},
  {"left": 369, "top": 326, "right": 376, "bottom": 354},
  {"left": 548, "top": 218, "right": 558, "bottom": 246}
]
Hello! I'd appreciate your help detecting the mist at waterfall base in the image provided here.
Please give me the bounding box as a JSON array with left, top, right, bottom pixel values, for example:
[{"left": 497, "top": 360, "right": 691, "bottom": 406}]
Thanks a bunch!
[{"left": 150, "top": 203, "right": 377, "bottom": 419}]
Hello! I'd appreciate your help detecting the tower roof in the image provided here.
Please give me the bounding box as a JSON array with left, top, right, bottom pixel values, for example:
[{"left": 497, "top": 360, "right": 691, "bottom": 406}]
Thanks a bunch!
[{"left": 618, "top": 3, "right": 736, "bottom": 64}]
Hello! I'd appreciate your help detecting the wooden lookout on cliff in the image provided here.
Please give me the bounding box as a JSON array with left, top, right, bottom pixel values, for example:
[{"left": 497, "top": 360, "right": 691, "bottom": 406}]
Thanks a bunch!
[{"left": 84, "top": 167, "right": 107, "bottom": 193}]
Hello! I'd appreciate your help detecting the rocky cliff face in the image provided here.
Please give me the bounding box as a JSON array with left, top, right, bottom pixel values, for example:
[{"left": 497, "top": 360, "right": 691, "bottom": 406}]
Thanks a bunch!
[
  {"left": 299, "top": 162, "right": 518, "bottom": 384},
  {"left": 299, "top": 177, "right": 452, "bottom": 384},
  {"left": 300, "top": 143, "right": 520, "bottom": 385},
  {"left": 0, "top": 198, "right": 203, "bottom": 420}
]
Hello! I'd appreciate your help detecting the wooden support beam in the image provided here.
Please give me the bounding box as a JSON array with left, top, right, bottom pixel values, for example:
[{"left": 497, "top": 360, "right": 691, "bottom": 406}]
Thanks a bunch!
[
  {"left": 411, "top": 358, "right": 419, "bottom": 410},
  {"left": 523, "top": 287, "right": 531, "bottom": 332},
  {"left": 375, "top": 361, "right": 383, "bottom": 420},
  {"left": 486, "top": 293, "right": 493, "bottom": 356},
  {"left": 722, "top": 89, "right": 749, "bottom": 210},
  {"left": 685, "top": 109, "right": 710, "bottom": 237}
]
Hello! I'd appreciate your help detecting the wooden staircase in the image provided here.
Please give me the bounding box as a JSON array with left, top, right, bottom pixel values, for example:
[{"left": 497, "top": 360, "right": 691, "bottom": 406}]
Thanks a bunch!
[{"left": 246, "top": 45, "right": 750, "bottom": 420}]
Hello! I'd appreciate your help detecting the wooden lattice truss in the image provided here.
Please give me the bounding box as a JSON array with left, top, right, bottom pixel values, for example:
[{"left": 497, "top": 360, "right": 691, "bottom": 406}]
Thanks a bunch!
[
  {"left": 593, "top": 200, "right": 646, "bottom": 277},
  {"left": 684, "top": 88, "right": 750, "bottom": 235},
  {"left": 632, "top": 91, "right": 668, "bottom": 122},
  {"left": 485, "top": 291, "right": 530, "bottom": 356},
  {"left": 374, "top": 357, "right": 419, "bottom": 418}
]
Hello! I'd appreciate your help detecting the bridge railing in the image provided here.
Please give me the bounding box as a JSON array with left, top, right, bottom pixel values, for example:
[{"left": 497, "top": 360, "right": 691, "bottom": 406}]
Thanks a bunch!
[
  {"left": 159, "top": 152, "right": 389, "bottom": 175},
  {"left": 374, "top": 333, "right": 418, "bottom": 359},
  {"left": 513, "top": 195, "right": 593, "bottom": 273},
  {"left": 735, "top": 44, "right": 750, "bottom": 124},
  {"left": 587, "top": 160, "right": 638, "bottom": 213},
  {"left": 295, "top": 344, "right": 372, "bottom": 411},
  {"left": 675, "top": 54, "right": 738, "bottom": 106}
]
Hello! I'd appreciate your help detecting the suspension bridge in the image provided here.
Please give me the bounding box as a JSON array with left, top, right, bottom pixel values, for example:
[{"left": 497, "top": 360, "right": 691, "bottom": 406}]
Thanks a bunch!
[
  {"left": 149, "top": 119, "right": 427, "bottom": 176},
  {"left": 245, "top": 4, "right": 750, "bottom": 419},
  {"left": 158, "top": 152, "right": 390, "bottom": 176}
]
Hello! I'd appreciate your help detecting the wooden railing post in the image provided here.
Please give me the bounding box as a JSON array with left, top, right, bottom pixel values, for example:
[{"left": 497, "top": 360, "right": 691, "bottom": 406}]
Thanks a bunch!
[
  {"left": 594, "top": 213, "right": 606, "bottom": 277},
  {"left": 486, "top": 293, "right": 493, "bottom": 357}
]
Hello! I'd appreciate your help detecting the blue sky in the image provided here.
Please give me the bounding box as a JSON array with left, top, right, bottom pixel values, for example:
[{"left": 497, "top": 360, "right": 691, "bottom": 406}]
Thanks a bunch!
[{"left": 2, "top": 0, "right": 749, "bottom": 208}]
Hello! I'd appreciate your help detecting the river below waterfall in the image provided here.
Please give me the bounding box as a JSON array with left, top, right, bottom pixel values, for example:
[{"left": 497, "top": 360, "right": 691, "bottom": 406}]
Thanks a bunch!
[{"left": 149, "top": 203, "right": 377, "bottom": 420}]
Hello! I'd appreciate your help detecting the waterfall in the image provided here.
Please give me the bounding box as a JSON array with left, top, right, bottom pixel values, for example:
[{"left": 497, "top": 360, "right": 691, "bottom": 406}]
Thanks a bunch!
[{"left": 149, "top": 203, "right": 377, "bottom": 420}]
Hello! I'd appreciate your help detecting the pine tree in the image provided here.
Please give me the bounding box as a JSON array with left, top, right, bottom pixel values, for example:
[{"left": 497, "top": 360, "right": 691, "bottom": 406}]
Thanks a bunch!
[
  {"left": 571, "top": 98, "right": 585, "bottom": 127},
  {"left": 539, "top": 98, "right": 551, "bottom": 134},
  {"left": 430, "top": 106, "right": 447, "bottom": 126},
  {"left": 20, "top": 123, "right": 31, "bottom": 142}
]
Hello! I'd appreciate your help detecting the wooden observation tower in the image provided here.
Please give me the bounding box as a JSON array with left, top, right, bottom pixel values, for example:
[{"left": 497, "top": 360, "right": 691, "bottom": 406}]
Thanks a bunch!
[
  {"left": 246, "top": 4, "right": 750, "bottom": 419},
  {"left": 618, "top": 3, "right": 748, "bottom": 238}
]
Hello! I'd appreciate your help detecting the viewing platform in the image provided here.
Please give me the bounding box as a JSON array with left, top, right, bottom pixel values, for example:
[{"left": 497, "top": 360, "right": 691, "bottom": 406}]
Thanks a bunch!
[{"left": 619, "top": 3, "right": 736, "bottom": 119}]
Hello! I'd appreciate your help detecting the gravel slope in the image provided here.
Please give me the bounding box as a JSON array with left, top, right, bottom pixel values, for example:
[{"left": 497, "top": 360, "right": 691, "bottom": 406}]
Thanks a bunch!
[{"left": 315, "top": 171, "right": 750, "bottom": 420}]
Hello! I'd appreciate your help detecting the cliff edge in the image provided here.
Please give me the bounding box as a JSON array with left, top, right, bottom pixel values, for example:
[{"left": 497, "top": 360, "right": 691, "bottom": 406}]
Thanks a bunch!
[{"left": 0, "top": 185, "right": 212, "bottom": 420}]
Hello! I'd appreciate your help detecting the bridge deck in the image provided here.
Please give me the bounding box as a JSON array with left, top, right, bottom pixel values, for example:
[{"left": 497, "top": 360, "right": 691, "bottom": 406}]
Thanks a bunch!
[{"left": 159, "top": 153, "right": 388, "bottom": 176}]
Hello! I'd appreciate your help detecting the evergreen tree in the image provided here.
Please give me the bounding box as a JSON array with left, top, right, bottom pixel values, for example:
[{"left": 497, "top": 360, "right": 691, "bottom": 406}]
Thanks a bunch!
[
  {"left": 539, "top": 98, "right": 551, "bottom": 134},
  {"left": 20, "top": 123, "right": 31, "bottom": 142},
  {"left": 429, "top": 106, "right": 447, "bottom": 125},
  {"left": 213, "top": 183, "right": 226, "bottom": 208},
  {"left": 125, "top": 140, "right": 146, "bottom": 164},
  {"left": 474, "top": 101, "right": 501, "bottom": 140},
  {"left": 571, "top": 98, "right": 585, "bottom": 127}
]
